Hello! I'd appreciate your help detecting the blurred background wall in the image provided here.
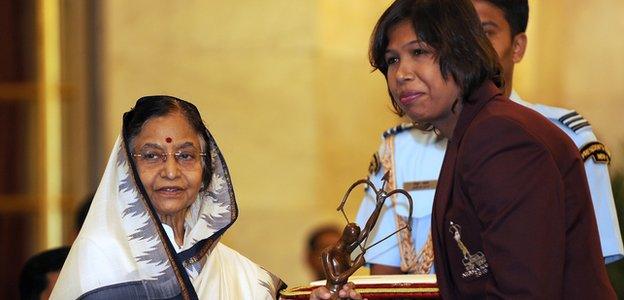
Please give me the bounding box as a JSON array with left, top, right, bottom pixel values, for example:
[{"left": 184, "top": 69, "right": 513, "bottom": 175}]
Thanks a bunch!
[{"left": 1, "top": 0, "right": 623, "bottom": 298}]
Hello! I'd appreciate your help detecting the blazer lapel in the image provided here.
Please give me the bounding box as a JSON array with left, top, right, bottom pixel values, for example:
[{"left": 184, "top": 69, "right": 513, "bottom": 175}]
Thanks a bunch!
[
  {"left": 431, "top": 137, "right": 457, "bottom": 297},
  {"left": 451, "top": 81, "right": 502, "bottom": 144},
  {"left": 433, "top": 81, "right": 501, "bottom": 224},
  {"left": 431, "top": 80, "right": 502, "bottom": 297}
]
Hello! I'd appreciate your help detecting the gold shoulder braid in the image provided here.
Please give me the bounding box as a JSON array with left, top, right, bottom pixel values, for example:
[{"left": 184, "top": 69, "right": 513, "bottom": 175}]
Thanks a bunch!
[{"left": 381, "top": 137, "right": 434, "bottom": 274}]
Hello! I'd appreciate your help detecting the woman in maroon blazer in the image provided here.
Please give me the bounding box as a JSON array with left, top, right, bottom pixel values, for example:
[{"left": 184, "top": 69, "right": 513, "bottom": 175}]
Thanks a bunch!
[{"left": 367, "top": 0, "right": 615, "bottom": 298}]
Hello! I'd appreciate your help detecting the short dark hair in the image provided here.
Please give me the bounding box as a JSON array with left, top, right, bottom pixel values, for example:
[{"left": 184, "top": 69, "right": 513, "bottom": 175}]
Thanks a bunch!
[
  {"left": 75, "top": 192, "right": 94, "bottom": 232},
  {"left": 122, "top": 95, "right": 213, "bottom": 190},
  {"left": 369, "top": 0, "right": 503, "bottom": 115},
  {"left": 484, "top": 0, "right": 529, "bottom": 37},
  {"left": 307, "top": 225, "right": 341, "bottom": 252},
  {"left": 19, "top": 247, "right": 70, "bottom": 300}
]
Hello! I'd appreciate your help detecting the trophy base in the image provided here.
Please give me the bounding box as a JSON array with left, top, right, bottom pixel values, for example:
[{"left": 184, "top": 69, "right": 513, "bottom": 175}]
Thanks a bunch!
[{"left": 279, "top": 274, "right": 440, "bottom": 299}]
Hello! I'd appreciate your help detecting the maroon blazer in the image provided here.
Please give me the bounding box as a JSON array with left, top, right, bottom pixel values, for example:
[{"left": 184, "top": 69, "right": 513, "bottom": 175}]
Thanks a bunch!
[{"left": 431, "top": 81, "right": 615, "bottom": 299}]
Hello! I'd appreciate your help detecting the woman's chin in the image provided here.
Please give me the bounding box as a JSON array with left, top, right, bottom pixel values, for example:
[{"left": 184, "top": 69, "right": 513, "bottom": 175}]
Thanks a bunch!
[
  {"left": 406, "top": 113, "right": 429, "bottom": 124},
  {"left": 151, "top": 198, "right": 189, "bottom": 217}
]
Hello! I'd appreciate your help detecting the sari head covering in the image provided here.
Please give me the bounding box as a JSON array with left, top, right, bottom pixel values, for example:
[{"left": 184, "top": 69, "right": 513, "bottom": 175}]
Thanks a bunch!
[{"left": 51, "top": 96, "right": 284, "bottom": 299}]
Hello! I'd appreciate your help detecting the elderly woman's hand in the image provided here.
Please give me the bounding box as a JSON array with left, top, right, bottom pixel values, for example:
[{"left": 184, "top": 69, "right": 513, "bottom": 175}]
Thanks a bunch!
[{"left": 309, "top": 283, "right": 366, "bottom": 300}]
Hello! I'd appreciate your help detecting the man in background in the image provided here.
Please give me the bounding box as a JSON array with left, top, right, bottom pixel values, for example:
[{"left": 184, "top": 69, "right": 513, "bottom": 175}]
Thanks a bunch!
[
  {"left": 19, "top": 247, "right": 70, "bottom": 300},
  {"left": 18, "top": 192, "right": 94, "bottom": 299},
  {"left": 306, "top": 225, "right": 341, "bottom": 280}
]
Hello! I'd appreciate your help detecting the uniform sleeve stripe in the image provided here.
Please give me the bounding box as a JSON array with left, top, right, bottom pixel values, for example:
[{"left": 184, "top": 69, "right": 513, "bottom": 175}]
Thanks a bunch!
[
  {"left": 558, "top": 111, "right": 578, "bottom": 123},
  {"left": 566, "top": 119, "right": 588, "bottom": 129},
  {"left": 563, "top": 116, "right": 584, "bottom": 126},
  {"left": 571, "top": 121, "right": 591, "bottom": 132},
  {"left": 558, "top": 110, "right": 591, "bottom": 133}
]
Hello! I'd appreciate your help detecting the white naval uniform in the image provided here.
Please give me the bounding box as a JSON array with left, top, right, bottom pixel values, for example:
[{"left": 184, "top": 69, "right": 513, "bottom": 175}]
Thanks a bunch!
[
  {"left": 355, "top": 91, "right": 624, "bottom": 271},
  {"left": 355, "top": 126, "right": 445, "bottom": 273}
]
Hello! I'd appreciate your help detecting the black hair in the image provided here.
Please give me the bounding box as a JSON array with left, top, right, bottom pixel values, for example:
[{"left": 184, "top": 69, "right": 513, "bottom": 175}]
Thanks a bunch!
[
  {"left": 483, "top": 0, "right": 528, "bottom": 37},
  {"left": 19, "top": 247, "right": 70, "bottom": 300},
  {"left": 75, "top": 192, "right": 94, "bottom": 232},
  {"left": 369, "top": 0, "right": 503, "bottom": 115},
  {"left": 122, "top": 95, "right": 212, "bottom": 190},
  {"left": 307, "top": 225, "right": 341, "bottom": 252}
]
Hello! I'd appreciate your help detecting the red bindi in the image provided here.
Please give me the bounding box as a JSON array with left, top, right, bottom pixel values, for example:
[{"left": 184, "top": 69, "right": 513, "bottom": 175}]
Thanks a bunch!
[{"left": 165, "top": 137, "right": 172, "bottom": 143}]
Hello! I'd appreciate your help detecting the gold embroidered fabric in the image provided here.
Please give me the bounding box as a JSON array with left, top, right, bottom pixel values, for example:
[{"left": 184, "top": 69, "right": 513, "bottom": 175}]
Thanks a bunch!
[{"left": 381, "top": 137, "right": 434, "bottom": 274}]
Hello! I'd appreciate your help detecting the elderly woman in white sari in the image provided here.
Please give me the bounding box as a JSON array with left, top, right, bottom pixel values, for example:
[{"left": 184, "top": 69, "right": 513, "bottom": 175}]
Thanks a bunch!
[{"left": 51, "top": 95, "right": 285, "bottom": 299}]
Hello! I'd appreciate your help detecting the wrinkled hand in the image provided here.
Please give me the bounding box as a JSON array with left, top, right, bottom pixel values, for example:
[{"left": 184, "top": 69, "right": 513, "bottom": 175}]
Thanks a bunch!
[{"left": 309, "top": 283, "right": 366, "bottom": 300}]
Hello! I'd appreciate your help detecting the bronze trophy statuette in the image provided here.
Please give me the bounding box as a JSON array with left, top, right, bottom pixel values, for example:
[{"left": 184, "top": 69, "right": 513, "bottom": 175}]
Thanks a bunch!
[{"left": 321, "top": 172, "right": 414, "bottom": 299}]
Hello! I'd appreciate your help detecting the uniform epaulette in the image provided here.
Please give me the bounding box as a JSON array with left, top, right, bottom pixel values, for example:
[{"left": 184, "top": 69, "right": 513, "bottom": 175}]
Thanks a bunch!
[
  {"left": 558, "top": 110, "right": 591, "bottom": 133},
  {"left": 370, "top": 123, "right": 417, "bottom": 176},
  {"left": 382, "top": 123, "right": 416, "bottom": 138}
]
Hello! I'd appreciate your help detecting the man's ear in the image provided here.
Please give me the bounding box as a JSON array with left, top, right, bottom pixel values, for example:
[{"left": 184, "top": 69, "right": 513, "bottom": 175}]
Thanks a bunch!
[{"left": 512, "top": 32, "right": 527, "bottom": 63}]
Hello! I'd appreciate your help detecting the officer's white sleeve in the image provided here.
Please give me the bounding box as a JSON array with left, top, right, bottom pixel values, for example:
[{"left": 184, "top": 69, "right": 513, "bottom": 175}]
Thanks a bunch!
[
  {"left": 586, "top": 161, "right": 624, "bottom": 264},
  {"left": 569, "top": 128, "right": 623, "bottom": 264}
]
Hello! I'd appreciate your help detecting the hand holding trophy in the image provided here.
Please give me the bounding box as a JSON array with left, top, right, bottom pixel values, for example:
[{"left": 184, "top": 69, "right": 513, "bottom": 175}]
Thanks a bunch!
[{"left": 320, "top": 172, "right": 414, "bottom": 299}]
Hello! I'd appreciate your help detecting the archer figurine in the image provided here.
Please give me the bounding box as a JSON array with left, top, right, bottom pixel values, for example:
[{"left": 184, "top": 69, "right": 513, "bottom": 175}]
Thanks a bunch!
[{"left": 321, "top": 172, "right": 413, "bottom": 299}]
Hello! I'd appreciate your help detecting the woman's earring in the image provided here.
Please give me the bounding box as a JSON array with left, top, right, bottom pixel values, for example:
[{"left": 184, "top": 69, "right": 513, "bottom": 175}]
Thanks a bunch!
[{"left": 433, "top": 127, "right": 442, "bottom": 136}]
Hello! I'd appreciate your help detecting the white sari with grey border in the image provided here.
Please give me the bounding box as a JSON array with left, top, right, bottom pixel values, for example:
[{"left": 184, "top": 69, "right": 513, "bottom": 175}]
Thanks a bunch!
[{"left": 51, "top": 132, "right": 284, "bottom": 300}]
